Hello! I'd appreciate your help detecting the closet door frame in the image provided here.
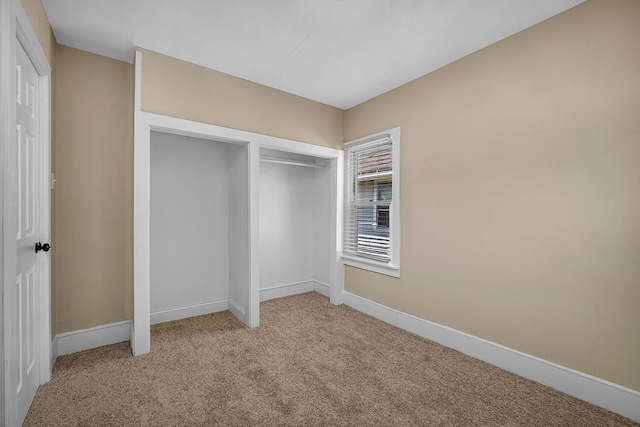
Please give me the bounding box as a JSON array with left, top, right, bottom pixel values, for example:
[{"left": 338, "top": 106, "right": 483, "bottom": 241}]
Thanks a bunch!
[
  {"left": 133, "top": 110, "right": 256, "bottom": 356},
  {"left": 258, "top": 139, "right": 344, "bottom": 306}
]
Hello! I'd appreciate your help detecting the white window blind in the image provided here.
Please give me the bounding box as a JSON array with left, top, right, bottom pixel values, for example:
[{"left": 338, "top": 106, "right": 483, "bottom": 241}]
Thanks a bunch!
[{"left": 344, "top": 136, "right": 393, "bottom": 263}]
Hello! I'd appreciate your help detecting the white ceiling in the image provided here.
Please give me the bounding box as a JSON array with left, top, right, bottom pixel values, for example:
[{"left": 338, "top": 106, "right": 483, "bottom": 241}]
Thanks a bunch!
[{"left": 42, "top": 0, "right": 584, "bottom": 109}]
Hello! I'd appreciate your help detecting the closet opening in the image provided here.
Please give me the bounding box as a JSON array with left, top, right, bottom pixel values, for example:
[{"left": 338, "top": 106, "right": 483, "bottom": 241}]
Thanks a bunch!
[
  {"left": 132, "top": 107, "right": 342, "bottom": 356},
  {"left": 258, "top": 148, "right": 337, "bottom": 302},
  {"left": 149, "top": 131, "right": 251, "bottom": 326}
]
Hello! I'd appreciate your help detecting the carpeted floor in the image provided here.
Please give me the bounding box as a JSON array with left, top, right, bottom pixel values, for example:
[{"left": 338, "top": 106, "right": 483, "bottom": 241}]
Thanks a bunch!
[{"left": 25, "top": 292, "right": 637, "bottom": 426}]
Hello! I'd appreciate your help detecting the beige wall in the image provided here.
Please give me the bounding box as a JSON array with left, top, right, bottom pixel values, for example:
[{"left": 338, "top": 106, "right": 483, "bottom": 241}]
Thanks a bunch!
[
  {"left": 139, "top": 48, "right": 344, "bottom": 149},
  {"left": 344, "top": 0, "right": 640, "bottom": 391},
  {"left": 55, "top": 46, "right": 134, "bottom": 333},
  {"left": 20, "top": 0, "right": 57, "bottom": 338}
]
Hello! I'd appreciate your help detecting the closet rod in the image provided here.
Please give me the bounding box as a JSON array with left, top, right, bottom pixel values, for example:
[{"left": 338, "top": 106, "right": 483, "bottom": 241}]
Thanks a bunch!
[{"left": 259, "top": 156, "right": 328, "bottom": 168}]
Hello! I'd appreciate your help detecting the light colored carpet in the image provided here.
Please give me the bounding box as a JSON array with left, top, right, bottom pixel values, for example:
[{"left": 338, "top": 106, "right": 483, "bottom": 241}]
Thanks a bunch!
[{"left": 25, "top": 292, "right": 637, "bottom": 426}]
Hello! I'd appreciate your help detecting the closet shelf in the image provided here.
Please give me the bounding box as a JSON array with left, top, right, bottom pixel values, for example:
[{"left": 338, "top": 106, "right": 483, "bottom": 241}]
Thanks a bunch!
[{"left": 259, "top": 156, "right": 329, "bottom": 168}]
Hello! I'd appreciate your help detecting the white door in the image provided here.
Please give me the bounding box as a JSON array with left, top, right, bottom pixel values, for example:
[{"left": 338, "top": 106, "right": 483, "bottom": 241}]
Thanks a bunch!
[{"left": 13, "top": 39, "right": 43, "bottom": 425}]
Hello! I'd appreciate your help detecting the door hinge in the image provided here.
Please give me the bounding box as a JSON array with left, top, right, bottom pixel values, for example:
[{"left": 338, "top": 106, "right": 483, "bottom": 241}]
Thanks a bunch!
[{"left": 51, "top": 172, "right": 56, "bottom": 190}]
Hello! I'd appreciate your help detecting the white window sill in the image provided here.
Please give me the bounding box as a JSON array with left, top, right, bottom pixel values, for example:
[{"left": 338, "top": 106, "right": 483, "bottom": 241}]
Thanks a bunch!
[{"left": 342, "top": 255, "right": 400, "bottom": 278}]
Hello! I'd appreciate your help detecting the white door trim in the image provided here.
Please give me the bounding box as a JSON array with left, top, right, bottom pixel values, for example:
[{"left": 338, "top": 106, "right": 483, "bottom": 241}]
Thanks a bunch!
[
  {"left": 1, "top": 0, "right": 52, "bottom": 424},
  {"left": 133, "top": 50, "right": 342, "bottom": 356},
  {"left": 132, "top": 110, "right": 257, "bottom": 356},
  {"left": 257, "top": 134, "right": 344, "bottom": 306}
]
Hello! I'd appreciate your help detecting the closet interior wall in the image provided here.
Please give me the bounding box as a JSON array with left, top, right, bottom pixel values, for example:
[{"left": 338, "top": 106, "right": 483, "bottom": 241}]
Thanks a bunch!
[
  {"left": 259, "top": 149, "right": 332, "bottom": 300},
  {"left": 149, "top": 131, "right": 249, "bottom": 324}
]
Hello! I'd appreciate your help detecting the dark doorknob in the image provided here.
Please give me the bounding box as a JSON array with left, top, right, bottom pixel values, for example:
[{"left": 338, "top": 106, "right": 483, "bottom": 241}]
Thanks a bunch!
[{"left": 35, "top": 242, "right": 51, "bottom": 253}]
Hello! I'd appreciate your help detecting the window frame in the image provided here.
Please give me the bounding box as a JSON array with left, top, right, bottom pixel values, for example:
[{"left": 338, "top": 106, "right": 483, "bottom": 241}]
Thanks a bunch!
[{"left": 342, "top": 127, "right": 401, "bottom": 278}]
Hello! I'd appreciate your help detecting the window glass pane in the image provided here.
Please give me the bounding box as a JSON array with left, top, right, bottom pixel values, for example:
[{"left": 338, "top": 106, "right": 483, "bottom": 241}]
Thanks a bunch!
[
  {"left": 377, "top": 181, "right": 392, "bottom": 201},
  {"left": 357, "top": 146, "right": 392, "bottom": 176},
  {"left": 356, "top": 179, "right": 376, "bottom": 202},
  {"left": 377, "top": 206, "right": 390, "bottom": 228}
]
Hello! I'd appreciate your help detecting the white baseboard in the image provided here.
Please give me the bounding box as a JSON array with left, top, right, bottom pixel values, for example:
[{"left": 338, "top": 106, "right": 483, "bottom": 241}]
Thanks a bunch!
[
  {"left": 259, "top": 280, "right": 332, "bottom": 301},
  {"left": 343, "top": 291, "right": 640, "bottom": 422},
  {"left": 52, "top": 320, "right": 132, "bottom": 364},
  {"left": 228, "top": 298, "right": 246, "bottom": 324},
  {"left": 313, "top": 280, "right": 331, "bottom": 298},
  {"left": 150, "top": 299, "right": 228, "bottom": 325},
  {"left": 260, "top": 280, "right": 315, "bottom": 302}
]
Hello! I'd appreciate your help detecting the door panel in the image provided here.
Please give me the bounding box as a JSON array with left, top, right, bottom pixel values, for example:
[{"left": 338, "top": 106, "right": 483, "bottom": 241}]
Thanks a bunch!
[{"left": 14, "top": 39, "right": 40, "bottom": 425}]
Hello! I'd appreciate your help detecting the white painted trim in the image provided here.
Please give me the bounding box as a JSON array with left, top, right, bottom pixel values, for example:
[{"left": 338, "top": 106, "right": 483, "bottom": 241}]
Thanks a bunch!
[
  {"left": 248, "top": 134, "right": 260, "bottom": 328},
  {"left": 134, "top": 50, "right": 141, "bottom": 112},
  {"left": 150, "top": 300, "right": 228, "bottom": 325},
  {"left": 137, "top": 111, "right": 341, "bottom": 159},
  {"left": 133, "top": 109, "right": 254, "bottom": 355},
  {"left": 0, "top": 1, "right": 14, "bottom": 422},
  {"left": 313, "top": 281, "right": 331, "bottom": 298},
  {"left": 329, "top": 152, "right": 343, "bottom": 305},
  {"left": 54, "top": 321, "right": 132, "bottom": 358},
  {"left": 151, "top": 302, "right": 220, "bottom": 326},
  {"left": 133, "top": 106, "right": 342, "bottom": 354},
  {"left": 260, "top": 280, "right": 315, "bottom": 302},
  {"left": 257, "top": 281, "right": 331, "bottom": 301},
  {"left": 342, "top": 256, "right": 400, "bottom": 278},
  {"left": 132, "top": 85, "right": 150, "bottom": 355},
  {"left": 258, "top": 136, "right": 340, "bottom": 159},
  {"left": 343, "top": 291, "right": 640, "bottom": 422},
  {"left": 332, "top": 153, "right": 345, "bottom": 305},
  {"left": 132, "top": 49, "right": 149, "bottom": 356},
  {"left": 260, "top": 279, "right": 331, "bottom": 302},
  {"left": 12, "top": 4, "right": 49, "bottom": 75},
  {"left": 227, "top": 299, "right": 246, "bottom": 324}
]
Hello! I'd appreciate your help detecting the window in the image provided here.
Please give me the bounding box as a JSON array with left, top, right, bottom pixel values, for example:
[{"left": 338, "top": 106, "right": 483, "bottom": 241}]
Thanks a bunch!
[{"left": 343, "top": 127, "right": 400, "bottom": 277}]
